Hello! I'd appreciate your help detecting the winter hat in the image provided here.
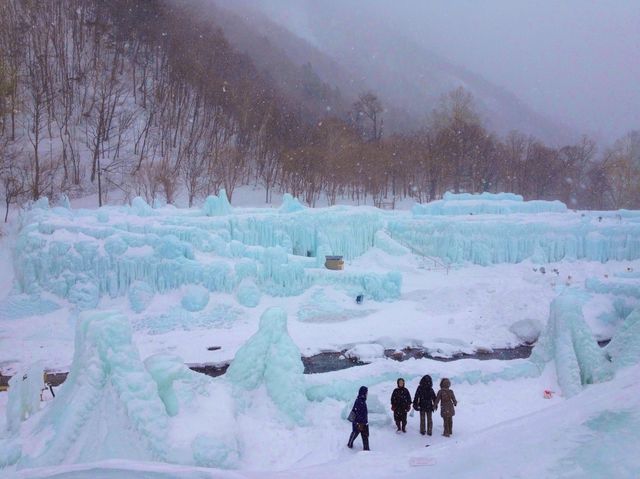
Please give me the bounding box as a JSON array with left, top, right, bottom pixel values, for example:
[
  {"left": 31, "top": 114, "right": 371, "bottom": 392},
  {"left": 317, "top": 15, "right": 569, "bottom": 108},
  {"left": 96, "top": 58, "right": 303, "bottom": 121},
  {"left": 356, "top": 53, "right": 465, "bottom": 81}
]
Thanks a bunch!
[{"left": 358, "top": 386, "right": 368, "bottom": 398}]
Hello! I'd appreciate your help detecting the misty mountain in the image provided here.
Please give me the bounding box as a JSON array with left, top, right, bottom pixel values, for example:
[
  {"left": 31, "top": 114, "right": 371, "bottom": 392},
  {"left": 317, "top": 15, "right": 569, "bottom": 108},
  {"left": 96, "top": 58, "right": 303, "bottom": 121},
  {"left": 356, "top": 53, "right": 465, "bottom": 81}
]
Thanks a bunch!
[{"left": 213, "top": 0, "right": 573, "bottom": 142}]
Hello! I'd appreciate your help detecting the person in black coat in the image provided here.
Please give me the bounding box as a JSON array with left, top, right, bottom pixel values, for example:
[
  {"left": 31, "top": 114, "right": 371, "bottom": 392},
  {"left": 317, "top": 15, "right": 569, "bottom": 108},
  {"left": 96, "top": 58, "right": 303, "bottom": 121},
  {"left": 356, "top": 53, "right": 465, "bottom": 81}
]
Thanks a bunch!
[
  {"left": 347, "top": 386, "right": 370, "bottom": 450},
  {"left": 413, "top": 374, "right": 437, "bottom": 435},
  {"left": 390, "top": 378, "right": 412, "bottom": 432}
]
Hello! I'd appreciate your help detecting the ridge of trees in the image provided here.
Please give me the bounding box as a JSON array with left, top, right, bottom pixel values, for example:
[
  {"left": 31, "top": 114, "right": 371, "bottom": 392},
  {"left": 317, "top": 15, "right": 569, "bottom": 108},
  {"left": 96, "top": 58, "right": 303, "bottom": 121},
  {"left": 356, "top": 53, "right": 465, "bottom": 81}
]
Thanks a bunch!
[{"left": 0, "top": 0, "right": 638, "bottom": 221}]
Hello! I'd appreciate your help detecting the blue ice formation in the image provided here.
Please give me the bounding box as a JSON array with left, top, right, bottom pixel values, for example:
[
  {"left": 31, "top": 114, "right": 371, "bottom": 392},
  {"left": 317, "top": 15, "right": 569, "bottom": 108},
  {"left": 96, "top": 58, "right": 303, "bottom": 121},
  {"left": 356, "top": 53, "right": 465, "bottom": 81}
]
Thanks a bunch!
[
  {"left": 0, "top": 310, "right": 243, "bottom": 471},
  {"left": 226, "top": 307, "right": 307, "bottom": 424},
  {"left": 133, "top": 305, "right": 239, "bottom": 335},
  {"left": 585, "top": 278, "right": 640, "bottom": 299},
  {"left": 5, "top": 363, "right": 44, "bottom": 434},
  {"left": 202, "top": 189, "right": 232, "bottom": 216},
  {"left": 297, "top": 288, "right": 370, "bottom": 323},
  {"left": 236, "top": 279, "right": 261, "bottom": 308},
  {"left": 279, "top": 193, "right": 306, "bottom": 213},
  {"left": 531, "top": 291, "right": 613, "bottom": 397},
  {"left": 413, "top": 191, "right": 567, "bottom": 216},
  {"left": 14, "top": 200, "right": 402, "bottom": 308},
  {"left": 374, "top": 230, "right": 411, "bottom": 256},
  {"left": 12, "top": 193, "right": 640, "bottom": 315},
  {"left": 340, "top": 393, "right": 391, "bottom": 426},
  {"left": 191, "top": 430, "right": 239, "bottom": 469},
  {"left": 181, "top": 285, "right": 210, "bottom": 312},
  {"left": 0, "top": 295, "right": 60, "bottom": 319},
  {"left": 606, "top": 308, "right": 640, "bottom": 370},
  {"left": 130, "top": 196, "right": 157, "bottom": 217},
  {"left": 144, "top": 353, "right": 202, "bottom": 417},
  {"left": 128, "top": 281, "right": 154, "bottom": 313},
  {"left": 306, "top": 372, "right": 420, "bottom": 403},
  {"left": 11, "top": 311, "right": 170, "bottom": 468},
  {"left": 388, "top": 214, "right": 640, "bottom": 265},
  {"left": 68, "top": 280, "right": 100, "bottom": 310}
]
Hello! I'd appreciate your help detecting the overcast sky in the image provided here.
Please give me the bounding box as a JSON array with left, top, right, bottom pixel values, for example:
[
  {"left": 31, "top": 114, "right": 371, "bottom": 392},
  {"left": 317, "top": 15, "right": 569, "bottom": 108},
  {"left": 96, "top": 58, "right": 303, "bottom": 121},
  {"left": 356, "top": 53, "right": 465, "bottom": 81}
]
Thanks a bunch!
[
  {"left": 354, "top": 0, "right": 640, "bottom": 142},
  {"left": 248, "top": 0, "right": 640, "bottom": 143}
]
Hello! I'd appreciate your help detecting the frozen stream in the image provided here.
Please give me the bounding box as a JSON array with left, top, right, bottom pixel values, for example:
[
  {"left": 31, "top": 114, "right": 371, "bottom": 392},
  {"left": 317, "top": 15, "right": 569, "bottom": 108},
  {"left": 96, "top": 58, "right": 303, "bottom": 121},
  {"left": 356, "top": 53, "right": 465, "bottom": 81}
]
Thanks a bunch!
[{"left": 0, "top": 344, "right": 536, "bottom": 390}]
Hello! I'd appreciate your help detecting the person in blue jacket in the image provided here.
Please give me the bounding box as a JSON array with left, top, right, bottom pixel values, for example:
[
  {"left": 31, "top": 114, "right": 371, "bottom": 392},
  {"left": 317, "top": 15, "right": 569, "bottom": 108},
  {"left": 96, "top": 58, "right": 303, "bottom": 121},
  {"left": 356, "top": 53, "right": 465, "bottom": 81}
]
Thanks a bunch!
[{"left": 347, "top": 386, "right": 370, "bottom": 451}]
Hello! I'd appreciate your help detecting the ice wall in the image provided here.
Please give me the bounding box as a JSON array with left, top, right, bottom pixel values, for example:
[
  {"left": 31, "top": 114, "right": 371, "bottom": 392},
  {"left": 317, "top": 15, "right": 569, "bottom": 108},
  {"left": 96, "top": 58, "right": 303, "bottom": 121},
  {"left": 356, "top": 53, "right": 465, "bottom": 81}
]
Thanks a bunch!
[
  {"left": 13, "top": 198, "right": 398, "bottom": 308},
  {"left": 226, "top": 307, "right": 307, "bottom": 424},
  {"left": 11, "top": 193, "right": 640, "bottom": 313},
  {"left": 412, "top": 192, "right": 567, "bottom": 215},
  {"left": 388, "top": 216, "right": 640, "bottom": 265},
  {"left": 531, "top": 292, "right": 613, "bottom": 397}
]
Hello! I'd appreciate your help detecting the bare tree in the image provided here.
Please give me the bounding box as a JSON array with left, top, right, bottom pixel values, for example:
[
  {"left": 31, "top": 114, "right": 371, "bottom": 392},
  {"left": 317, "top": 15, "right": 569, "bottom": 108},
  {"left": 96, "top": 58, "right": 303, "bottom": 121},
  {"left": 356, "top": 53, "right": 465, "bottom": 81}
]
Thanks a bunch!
[
  {"left": 601, "top": 131, "right": 640, "bottom": 209},
  {"left": 352, "top": 92, "right": 384, "bottom": 142}
]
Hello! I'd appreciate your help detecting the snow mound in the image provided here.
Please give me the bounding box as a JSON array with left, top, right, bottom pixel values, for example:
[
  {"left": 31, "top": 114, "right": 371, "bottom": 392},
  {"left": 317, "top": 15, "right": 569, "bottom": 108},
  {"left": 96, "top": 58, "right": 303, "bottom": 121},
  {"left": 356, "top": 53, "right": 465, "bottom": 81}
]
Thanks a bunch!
[
  {"left": 345, "top": 344, "right": 385, "bottom": 362},
  {"left": 509, "top": 319, "right": 543, "bottom": 344},
  {"left": 226, "top": 307, "right": 307, "bottom": 424}
]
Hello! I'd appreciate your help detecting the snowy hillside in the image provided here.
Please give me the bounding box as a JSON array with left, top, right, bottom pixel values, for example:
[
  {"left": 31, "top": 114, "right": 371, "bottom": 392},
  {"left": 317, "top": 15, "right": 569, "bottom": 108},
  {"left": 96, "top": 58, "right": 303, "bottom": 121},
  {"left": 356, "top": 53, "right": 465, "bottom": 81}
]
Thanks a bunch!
[{"left": 1, "top": 192, "right": 639, "bottom": 477}]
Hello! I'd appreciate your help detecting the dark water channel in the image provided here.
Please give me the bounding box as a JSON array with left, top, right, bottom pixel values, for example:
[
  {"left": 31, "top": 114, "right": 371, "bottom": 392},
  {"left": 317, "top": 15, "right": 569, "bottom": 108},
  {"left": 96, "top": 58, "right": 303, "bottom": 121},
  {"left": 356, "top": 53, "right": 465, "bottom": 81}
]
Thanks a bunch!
[{"left": 0, "top": 344, "right": 539, "bottom": 389}]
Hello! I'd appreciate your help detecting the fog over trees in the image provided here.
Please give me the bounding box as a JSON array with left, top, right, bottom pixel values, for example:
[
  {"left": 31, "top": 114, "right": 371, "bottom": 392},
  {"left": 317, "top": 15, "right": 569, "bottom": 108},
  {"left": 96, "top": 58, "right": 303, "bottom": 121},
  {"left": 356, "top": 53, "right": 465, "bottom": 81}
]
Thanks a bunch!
[{"left": 0, "top": 0, "right": 638, "bottom": 219}]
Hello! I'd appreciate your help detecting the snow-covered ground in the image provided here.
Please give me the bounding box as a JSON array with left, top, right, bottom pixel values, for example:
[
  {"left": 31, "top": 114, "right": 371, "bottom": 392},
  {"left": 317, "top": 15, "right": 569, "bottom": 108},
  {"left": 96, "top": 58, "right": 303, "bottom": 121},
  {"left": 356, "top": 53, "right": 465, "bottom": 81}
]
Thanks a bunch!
[{"left": 1, "top": 191, "right": 639, "bottom": 477}]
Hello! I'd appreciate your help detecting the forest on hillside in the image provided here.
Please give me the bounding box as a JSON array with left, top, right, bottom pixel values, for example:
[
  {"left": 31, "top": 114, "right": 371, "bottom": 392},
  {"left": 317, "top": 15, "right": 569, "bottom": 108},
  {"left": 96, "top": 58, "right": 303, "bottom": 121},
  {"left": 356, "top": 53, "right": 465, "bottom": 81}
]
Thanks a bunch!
[{"left": 0, "top": 0, "right": 638, "bottom": 220}]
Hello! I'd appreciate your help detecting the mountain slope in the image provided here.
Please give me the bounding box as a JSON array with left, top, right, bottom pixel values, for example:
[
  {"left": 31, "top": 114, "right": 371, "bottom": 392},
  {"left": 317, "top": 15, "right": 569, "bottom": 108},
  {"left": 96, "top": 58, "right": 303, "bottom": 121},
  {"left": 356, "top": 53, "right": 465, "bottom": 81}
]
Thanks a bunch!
[{"left": 217, "top": 0, "right": 572, "bottom": 142}]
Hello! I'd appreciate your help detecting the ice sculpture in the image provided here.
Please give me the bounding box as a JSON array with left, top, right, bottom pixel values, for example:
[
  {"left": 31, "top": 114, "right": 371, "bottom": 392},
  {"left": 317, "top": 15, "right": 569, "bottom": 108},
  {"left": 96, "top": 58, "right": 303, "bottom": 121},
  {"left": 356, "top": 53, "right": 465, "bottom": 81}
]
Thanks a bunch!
[
  {"left": 236, "top": 279, "right": 261, "bottom": 308},
  {"left": 5, "top": 363, "right": 44, "bottom": 434},
  {"left": 202, "top": 189, "right": 232, "bottom": 216},
  {"left": 531, "top": 292, "right": 613, "bottom": 397},
  {"left": 226, "top": 307, "right": 307, "bottom": 424},
  {"left": 14, "top": 311, "right": 170, "bottom": 467},
  {"left": 143, "top": 353, "right": 198, "bottom": 417},
  {"left": 130, "top": 196, "right": 156, "bottom": 217},
  {"left": 606, "top": 308, "right": 640, "bottom": 369},
  {"left": 279, "top": 193, "right": 306, "bottom": 213}
]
